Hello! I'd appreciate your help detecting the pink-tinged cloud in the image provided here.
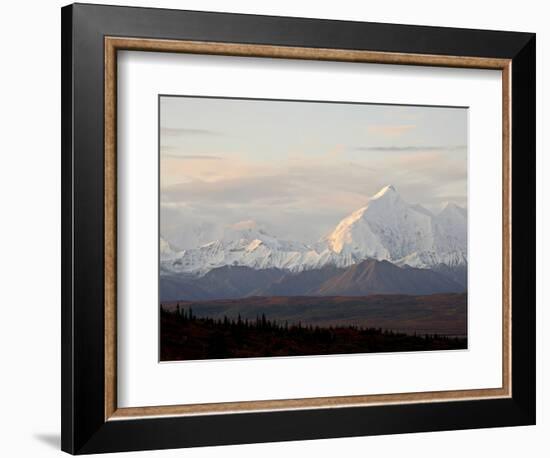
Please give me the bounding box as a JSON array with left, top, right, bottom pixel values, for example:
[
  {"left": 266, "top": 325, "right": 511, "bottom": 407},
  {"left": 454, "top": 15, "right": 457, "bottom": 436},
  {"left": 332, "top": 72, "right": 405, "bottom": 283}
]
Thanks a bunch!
[{"left": 367, "top": 124, "right": 416, "bottom": 137}]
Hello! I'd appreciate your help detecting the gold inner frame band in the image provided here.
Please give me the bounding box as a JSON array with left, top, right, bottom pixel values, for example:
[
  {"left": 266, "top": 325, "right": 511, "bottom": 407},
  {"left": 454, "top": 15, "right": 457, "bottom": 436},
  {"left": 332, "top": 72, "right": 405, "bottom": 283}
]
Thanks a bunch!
[{"left": 104, "top": 36, "right": 512, "bottom": 421}]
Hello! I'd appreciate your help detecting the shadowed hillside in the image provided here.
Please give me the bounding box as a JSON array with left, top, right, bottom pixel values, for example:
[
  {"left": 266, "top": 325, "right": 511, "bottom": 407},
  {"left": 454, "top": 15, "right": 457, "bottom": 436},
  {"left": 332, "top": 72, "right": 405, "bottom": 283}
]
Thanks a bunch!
[{"left": 160, "top": 260, "right": 465, "bottom": 302}]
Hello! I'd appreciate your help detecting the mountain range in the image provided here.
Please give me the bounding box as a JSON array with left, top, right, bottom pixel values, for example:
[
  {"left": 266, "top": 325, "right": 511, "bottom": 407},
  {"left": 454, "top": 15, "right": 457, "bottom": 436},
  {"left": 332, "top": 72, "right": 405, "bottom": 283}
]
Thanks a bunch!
[
  {"left": 160, "top": 259, "right": 465, "bottom": 301},
  {"left": 160, "top": 186, "right": 467, "bottom": 301}
]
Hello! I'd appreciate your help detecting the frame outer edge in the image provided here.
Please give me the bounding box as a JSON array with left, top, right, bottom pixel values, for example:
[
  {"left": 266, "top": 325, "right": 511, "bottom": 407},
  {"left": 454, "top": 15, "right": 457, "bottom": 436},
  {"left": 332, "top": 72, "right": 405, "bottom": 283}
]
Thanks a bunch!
[
  {"left": 510, "top": 34, "right": 536, "bottom": 423},
  {"left": 61, "top": 4, "right": 75, "bottom": 454},
  {"left": 68, "top": 3, "right": 112, "bottom": 453},
  {"left": 63, "top": 4, "right": 536, "bottom": 453}
]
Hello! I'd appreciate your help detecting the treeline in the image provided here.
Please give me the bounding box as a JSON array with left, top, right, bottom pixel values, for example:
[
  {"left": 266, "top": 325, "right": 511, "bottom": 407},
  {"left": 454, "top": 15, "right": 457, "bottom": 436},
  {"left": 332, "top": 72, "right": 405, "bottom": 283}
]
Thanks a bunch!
[
  {"left": 160, "top": 306, "right": 466, "bottom": 361},
  {"left": 163, "top": 305, "right": 458, "bottom": 340}
]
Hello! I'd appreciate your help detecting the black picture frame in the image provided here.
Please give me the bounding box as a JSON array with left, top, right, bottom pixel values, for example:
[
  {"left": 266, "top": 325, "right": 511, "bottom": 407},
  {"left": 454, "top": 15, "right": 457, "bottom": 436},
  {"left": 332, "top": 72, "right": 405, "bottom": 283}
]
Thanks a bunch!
[{"left": 61, "top": 3, "right": 536, "bottom": 454}]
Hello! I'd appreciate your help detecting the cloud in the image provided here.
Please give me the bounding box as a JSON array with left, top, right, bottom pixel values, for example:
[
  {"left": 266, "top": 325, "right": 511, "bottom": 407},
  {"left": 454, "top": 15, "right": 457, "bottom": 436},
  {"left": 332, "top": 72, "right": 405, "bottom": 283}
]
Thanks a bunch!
[
  {"left": 353, "top": 145, "right": 467, "bottom": 152},
  {"left": 324, "top": 144, "right": 345, "bottom": 158},
  {"left": 161, "top": 127, "right": 225, "bottom": 137},
  {"left": 367, "top": 124, "right": 416, "bottom": 137},
  {"left": 158, "top": 98, "right": 468, "bottom": 244},
  {"left": 162, "top": 175, "right": 299, "bottom": 205},
  {"left": 387, "top": 151, "right": 467, "bottom": 182},
  {"left": 162, "top": 154, "right": 223, "bottom": 160},
  {"left": 160, "top": 153, "right": 467, "bottom": 244}
]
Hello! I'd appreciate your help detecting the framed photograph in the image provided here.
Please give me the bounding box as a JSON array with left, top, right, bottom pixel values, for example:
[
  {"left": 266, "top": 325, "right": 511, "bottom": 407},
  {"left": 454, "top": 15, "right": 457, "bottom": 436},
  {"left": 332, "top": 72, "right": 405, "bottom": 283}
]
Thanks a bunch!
[{"left": 61, "top": 3, "right": 536, "bottom": 454}]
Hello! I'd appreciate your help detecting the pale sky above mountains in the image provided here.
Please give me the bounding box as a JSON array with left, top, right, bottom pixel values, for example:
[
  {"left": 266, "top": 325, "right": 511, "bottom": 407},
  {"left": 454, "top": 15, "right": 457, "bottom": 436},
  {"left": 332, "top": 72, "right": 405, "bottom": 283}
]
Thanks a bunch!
[{"left": 160, "top": 95, "right": 467, "bottom": 246}]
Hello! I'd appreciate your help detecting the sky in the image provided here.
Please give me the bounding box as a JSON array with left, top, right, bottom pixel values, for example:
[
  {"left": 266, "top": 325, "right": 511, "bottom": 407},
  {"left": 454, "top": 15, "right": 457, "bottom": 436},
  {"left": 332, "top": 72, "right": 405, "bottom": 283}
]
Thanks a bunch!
[{"left": 160, "top": 95, "right": 467, "bottom": 247}]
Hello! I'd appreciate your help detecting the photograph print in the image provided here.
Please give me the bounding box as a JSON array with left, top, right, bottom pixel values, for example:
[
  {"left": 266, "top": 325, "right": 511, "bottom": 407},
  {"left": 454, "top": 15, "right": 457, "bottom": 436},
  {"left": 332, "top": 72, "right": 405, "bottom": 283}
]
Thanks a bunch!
[{"left": 159, "top": 96, "right": 468, "bottom": 361}]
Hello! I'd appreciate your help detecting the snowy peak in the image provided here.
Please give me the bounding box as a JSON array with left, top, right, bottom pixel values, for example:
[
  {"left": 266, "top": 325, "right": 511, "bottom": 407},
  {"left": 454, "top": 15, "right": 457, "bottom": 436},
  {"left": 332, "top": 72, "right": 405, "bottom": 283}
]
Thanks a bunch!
[
  {"left": 326, "top": 185, "right": 433, "bottom": 261},
  {"left": 433, "top": 203, "right": 467, "bottom": 255},
  {"left": 223, "top": 221, "right": 310, "bottom": 252},
  {"left": 439, "top": 202, "right": 467, "bottom": 219},
  {"left": 372, "top": 184, "right": 397, "bottom": 200},
  {"left": 324, "top": 185, "right": 402, "bottom": 257},
  {"left": 160, "top": 237, "right": 178, "bottom": 260},
  {"left": 324, "top": 185, "right": 466, "bottom": 269},
  {"left": 229, "top": 219, "right": 258, "bottom": 231},
  {"left": 161, "top": 220, "right": 325, "bottom": 275},
  {"left": 368, "top": 184, "right": 402, "bottom": 210},
  {"left": 223, "top": 220, "right": 269, "bottom": 243}
]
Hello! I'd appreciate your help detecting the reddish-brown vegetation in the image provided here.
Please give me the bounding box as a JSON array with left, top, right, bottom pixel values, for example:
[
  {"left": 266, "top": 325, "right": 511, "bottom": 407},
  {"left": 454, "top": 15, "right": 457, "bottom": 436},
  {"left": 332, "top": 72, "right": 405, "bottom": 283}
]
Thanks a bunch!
[
  {"left": 162, "top": 293, "right": 467, "bottom": 336},
  {"left": 160, "top": 306, "right": 467, "bottom": 361}
]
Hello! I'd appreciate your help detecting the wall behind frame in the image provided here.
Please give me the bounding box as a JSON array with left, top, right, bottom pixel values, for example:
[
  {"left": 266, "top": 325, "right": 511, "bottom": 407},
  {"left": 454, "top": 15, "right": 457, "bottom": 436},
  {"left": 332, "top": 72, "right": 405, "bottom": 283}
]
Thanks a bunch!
[{"left": 0, "top": 0, "right": 544, "bottom": 457}]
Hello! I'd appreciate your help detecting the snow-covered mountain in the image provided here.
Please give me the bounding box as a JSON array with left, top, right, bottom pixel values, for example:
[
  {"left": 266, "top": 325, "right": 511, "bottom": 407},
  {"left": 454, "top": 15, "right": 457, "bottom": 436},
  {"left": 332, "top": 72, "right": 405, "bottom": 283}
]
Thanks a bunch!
[
  {"left": 162, "top": 221, "right": 335, "bottom": 275},
  {"left": 162, "top": 220, "right": 225, "bottom": 251},
  {"left": 161, "top": 186, "right": 467, "bottom": 276},
  {"left": 324, "top": 185, "right": 467, "bottom": 269},
  {"left": 160, "top": 237, "right": 178, "bottom": 260},
  {"left": 326, "top": 185, "right": 432, "bottom": 261}
]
